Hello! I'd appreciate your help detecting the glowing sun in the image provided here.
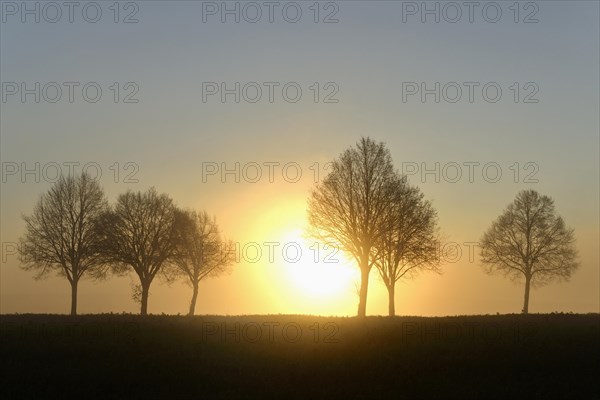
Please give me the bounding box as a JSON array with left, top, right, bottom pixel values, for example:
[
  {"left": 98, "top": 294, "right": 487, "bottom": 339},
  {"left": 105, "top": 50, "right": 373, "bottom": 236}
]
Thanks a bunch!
[{"left": 280, "top": 229, "right": 358, "bottom": 299}]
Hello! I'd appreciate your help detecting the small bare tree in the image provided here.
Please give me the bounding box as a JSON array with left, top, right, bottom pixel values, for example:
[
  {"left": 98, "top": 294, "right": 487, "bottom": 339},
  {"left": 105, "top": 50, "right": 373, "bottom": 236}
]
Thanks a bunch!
[
  {"left": 373, "top": 174, "right": 441, "bottom": 317},
  {"left": 171, "top": 210, "right": 235, "bottom": 316},
  {"left": 96, "top": 188, "right": 178, "bottom": 315},
  {"left": 19, "top": 173, "right": 108, "bottom": 315},
  {"left": 308, "top": 137, "right": 397, "bottom": 317},
  {"left": 480, "top": 189, "right": 579, "bottom": 314}
]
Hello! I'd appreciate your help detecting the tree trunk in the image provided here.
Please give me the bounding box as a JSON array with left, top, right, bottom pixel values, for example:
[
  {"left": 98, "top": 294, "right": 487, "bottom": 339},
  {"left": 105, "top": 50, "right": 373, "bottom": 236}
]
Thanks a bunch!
[
  {"left": 357, "top": 263, "right": 370, "bottom": 318},
  {"left": 140, "top": 280, "right": 150, "bottom": 316},
  {"left": 522, "top": 275, "right": 531, "bottom": 314},
  {"left": 188, "top": 282, "right": 199, "bottom": 316},
  {"left": 388, "top": 283, "right": 395, "bottom": 317},
  {"left": 70, "top": 280, "right": 78, "bottom": 316}
]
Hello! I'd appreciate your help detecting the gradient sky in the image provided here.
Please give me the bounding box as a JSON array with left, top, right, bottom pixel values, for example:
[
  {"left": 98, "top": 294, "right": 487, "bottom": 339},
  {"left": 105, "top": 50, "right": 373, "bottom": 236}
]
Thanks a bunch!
[{"left": 1, "top": 1, "right": 598, "bottom": 316}]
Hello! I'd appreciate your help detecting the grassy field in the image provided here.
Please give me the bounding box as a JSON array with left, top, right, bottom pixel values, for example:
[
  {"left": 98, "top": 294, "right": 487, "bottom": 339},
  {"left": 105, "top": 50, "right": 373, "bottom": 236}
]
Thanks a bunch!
[{"left": 1, "top": 313, "right": 598, "bottom": 399}]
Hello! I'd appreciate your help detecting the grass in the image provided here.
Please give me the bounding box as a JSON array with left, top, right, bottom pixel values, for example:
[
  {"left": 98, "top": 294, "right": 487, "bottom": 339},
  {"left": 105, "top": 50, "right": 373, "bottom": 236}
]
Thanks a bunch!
[{"left": 1, "top": 313, "right": 598, "bottom": 399}]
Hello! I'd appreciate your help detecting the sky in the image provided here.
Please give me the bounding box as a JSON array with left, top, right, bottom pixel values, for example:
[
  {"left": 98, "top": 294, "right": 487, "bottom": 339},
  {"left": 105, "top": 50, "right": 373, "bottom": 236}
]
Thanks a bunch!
[{"left": 0, "top": 0, "right": 598, "bottom": 316}]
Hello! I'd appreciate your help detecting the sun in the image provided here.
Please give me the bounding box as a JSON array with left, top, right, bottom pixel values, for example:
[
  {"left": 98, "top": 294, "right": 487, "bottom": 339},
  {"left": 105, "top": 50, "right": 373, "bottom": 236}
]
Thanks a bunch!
[
  {"left": 245, "top": 196, "right": 359, "bottom": 308},
  {"left": 280, "top": 229, "right": 358, "bottom": 299}
]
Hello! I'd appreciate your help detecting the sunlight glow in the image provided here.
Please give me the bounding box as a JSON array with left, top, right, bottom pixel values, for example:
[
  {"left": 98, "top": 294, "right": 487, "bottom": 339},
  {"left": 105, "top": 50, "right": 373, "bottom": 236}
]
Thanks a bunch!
[{"left": 280, "top": 229, "right": 359, "bottom": 299}]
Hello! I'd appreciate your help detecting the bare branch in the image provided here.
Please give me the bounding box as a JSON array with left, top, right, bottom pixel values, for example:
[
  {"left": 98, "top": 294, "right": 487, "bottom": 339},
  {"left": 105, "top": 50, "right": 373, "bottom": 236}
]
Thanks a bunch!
[
  {"left": 19, "top": 172, "right": 108, "bottom": 315},
  {"left": 479, "top": 190, "right": 579, "bottom": 313}
]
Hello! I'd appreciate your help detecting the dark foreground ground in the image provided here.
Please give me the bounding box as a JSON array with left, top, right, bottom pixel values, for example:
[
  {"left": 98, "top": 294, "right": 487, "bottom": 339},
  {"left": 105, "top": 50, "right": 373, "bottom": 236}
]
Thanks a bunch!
[{"left": 1, "top": 313, "right": 599, "bottom": 399}]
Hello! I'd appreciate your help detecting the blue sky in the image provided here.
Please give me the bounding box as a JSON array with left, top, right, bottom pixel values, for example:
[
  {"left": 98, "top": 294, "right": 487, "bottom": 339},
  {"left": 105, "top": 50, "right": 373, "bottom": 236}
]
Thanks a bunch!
[{"left": 1, "top": 1, "right": 598, "bottom": 315}]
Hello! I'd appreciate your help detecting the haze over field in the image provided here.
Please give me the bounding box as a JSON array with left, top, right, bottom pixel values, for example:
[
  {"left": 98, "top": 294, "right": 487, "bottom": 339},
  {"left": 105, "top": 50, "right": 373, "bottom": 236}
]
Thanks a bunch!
[{"left": 1, "top": 1, "right": 598, "bottom": 316}]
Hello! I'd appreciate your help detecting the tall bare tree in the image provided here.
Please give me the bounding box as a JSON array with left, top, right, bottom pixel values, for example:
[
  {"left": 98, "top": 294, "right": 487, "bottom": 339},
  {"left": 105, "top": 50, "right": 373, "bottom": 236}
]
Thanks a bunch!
[
  {"left": 97, "top": 188, "right": 178, "bottom": 315},
  {"left": 480, "top": 189, "right": 579, "bottom": 314},
  {"left": 19, "top": 173, "right": 108, "bottom": 315},
  {"left": 308, "top": 137, "right": 397, "bottom": 317},
  {"left": 170, "top": 210, "right": 235, "bottom": 316},
  {"left": 373, "top": 174, "right": 441, "bottom": 316}
]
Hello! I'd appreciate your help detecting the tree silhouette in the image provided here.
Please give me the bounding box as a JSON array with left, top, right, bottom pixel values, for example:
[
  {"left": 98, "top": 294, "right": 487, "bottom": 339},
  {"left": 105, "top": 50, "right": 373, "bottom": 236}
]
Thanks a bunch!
[
  {"left": 96, "top": 188, "right": 178, "bottom": 315},
  {"left": 170, "top": 210, "right": 235, "bottom": 316},
  {"left": 308, "top": 137, "right": 397, "bottom": 317},
  {"left": 19, "top": 173, "right": 108, "bottom": 315},
  {"left": 373, "top": 174, "right": 441, "bottom": 316},
  {"left": 480, "top": 189, "right": 579, "bottom": 314}
]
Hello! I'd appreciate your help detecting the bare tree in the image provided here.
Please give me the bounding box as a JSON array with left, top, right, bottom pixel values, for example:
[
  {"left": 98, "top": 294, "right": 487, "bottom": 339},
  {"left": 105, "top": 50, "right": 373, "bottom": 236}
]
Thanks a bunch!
[
  {"left": 19, "top": 173, "right": 108, "bottom": 315},
  {"left": 480, "top": 189, "right": 579, "bottom": 314},
  {"left": 373, "top": 174, "right": 441, "bottom": 317},
  {"left": 308, "top": 137, "right": 397, "bottom": 317},
  {"left": 96, "top": 188, "right": 178, "bottom": 315},
  {"left": 170, "top": 210, "right": 235, "bottom": 316}
]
